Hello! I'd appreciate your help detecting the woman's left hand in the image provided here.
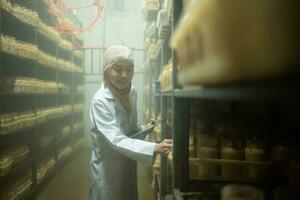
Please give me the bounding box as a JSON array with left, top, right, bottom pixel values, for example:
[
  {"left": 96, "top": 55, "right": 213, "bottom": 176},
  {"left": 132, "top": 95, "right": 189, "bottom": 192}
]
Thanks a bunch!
[{"left": 155, "top": 139, "right": 173, "bottom": 155}]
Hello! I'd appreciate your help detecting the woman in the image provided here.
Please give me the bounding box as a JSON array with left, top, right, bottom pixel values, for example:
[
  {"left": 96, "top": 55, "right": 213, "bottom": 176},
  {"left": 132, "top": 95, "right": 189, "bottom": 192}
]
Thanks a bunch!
[{"left": 89, "top": 45, "right": 173, "bottom": 200}]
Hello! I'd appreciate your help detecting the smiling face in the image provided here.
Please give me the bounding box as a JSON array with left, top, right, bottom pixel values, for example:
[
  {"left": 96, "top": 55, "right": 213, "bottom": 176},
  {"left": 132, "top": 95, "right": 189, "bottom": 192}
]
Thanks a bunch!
[{"left": 109, "top": 59, "right": 134, "bottom": 89}]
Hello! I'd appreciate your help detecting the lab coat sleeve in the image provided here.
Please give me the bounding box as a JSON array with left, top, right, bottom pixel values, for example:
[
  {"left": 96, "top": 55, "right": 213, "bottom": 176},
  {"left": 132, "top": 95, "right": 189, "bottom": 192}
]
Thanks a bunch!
[{"left": 91, "top": 99, "right": 156, "bottom": 165}]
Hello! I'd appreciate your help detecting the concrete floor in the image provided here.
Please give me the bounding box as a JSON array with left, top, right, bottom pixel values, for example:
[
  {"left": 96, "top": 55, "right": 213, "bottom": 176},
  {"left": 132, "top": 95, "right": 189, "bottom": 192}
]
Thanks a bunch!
[
  {"left": 36, "top": 148, "right": 91, "bottom": 200},
  {"left": 35, "top": 148, "right": 158, "bottom": 200}
]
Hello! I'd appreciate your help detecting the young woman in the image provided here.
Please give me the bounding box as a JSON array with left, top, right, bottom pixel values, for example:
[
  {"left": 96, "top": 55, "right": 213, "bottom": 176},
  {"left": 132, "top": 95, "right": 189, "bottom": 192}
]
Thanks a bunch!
[{"left": 89, "top": 45, "right": 173, "bottom": 200}]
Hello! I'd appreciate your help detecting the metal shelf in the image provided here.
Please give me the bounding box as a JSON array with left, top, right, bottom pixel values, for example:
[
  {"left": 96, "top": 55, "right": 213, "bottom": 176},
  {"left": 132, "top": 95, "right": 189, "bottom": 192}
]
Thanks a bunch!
[
  {"left": 155, "top": 174, "right": 172, "bottom": 196},
  {"left": 0, "top": 157, "right": 33, "bottom": 179},
  {"left": 173, "top": 188, "right": 219, "bottom": 200},
  {"left": 37, "top": 31, "right": 58, "bottom": 57},
  {"left": 0, "top": 1, "right": 84, "bottom": 199},
  {"left": 0, "top": 133, "right": 74, "bottom": 179},
  {"left": 0, "top": 92, "right": 69, "bottom": 96},
  {"left": 26, "top": 147, "right": 83, "bottom": 200},
  {"left": 1, "top": 47, "right": 37, "bottom": 63},
  {"left": 0, "top": 87, "right": 71, "bottom": 96},
  {"left": 149, "top": 47, "right": 161, "bottom": 64},
  {"left": 160, "top": 90, "right": 172, "bottom": 97},
  {"left": 1, "top": 8, "right": 36, "bottom": 30},
  {"left": 36, "top": 134, "right": 72, "bottom": 159},
  {"left": 174, "top": 84, "right": 300, "bottom": 101},
  {"left": 145, "top": 9, "right": 158, "bottom": 22}
]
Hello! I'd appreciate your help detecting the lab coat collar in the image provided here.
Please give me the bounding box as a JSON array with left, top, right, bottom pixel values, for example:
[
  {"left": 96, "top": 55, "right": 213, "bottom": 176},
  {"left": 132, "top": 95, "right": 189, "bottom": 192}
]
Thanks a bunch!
[{"left": 100, "top": 83, "right": 114, "bottom": 100}]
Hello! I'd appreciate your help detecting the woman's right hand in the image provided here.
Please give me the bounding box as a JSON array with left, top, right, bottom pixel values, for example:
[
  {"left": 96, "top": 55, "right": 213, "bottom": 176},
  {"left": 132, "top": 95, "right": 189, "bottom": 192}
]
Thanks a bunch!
[{"left": 154, "top": 139, "right": 173, "bottom": 155}]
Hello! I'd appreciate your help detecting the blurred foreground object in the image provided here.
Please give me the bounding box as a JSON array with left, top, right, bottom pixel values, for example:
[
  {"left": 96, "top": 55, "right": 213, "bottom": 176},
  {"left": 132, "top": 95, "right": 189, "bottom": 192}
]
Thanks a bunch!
[{"left": 171, "top": 0, "right": 300, "bottom": 85}]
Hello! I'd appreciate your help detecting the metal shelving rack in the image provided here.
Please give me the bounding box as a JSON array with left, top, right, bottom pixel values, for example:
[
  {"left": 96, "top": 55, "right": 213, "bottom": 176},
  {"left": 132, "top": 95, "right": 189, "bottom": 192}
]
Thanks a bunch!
[
  {"left": 144, "top": 1, "right": 300, "bottom": 200},
  {"left": 0, "top": 0, "right": 85, "bottom": 199},
  {"left": 142, "top": 0, "right": 183, "bottom": 199},
  {"left": 143, "top": 0, "right": 175, "bottom": 199}
]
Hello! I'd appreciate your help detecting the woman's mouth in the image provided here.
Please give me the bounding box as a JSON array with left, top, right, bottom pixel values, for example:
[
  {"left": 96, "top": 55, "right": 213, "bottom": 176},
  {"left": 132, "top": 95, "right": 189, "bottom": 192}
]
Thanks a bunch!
[{"left": 117, "top": 80, "right": 129, "bottom": 86}]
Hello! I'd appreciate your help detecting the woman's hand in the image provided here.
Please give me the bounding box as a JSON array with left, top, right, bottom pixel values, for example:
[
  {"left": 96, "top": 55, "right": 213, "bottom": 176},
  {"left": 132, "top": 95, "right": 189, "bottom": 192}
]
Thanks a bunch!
[{"left": 154, "top": 139, "right": 173, "bottom": 155}]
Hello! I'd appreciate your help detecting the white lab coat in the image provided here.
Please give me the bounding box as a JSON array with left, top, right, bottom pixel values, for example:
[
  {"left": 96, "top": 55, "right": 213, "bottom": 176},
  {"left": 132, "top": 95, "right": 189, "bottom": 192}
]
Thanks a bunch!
[{"left": 89, "top": 83, "right": 155, "bottom": 200}]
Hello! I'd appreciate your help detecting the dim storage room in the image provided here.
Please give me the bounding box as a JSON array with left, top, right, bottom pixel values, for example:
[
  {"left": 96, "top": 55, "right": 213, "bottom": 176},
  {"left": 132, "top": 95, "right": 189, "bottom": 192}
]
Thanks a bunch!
[{"left": 0, "top": 0, "right": 299, "bottom": 200}]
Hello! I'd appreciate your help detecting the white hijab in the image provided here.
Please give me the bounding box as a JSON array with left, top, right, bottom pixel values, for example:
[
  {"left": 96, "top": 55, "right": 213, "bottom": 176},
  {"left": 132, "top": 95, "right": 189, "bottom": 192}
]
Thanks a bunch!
[{"left": 103, "top": 45, "right": 133, "bottom": 114}]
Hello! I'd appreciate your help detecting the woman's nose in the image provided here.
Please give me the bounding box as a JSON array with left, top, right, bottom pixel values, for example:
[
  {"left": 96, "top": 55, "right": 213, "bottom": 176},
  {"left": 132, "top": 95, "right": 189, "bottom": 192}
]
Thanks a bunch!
[{"left": 120, "top": 71, "right": 128, "bottom": 78}]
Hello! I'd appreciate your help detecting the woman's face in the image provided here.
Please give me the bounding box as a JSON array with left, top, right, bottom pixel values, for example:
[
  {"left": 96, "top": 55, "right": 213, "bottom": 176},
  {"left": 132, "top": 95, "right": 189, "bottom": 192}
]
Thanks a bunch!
[{"left": 109, "top": 59, "right": 134, "bottom": 89}]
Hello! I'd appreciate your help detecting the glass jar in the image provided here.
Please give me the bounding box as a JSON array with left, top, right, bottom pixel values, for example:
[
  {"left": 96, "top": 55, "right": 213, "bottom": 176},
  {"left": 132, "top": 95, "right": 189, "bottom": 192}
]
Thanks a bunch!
[
  {"left": 197, "top": 146, "right": 219, "bottom": 179},
  {"left": 245, "top": 138, "right": 267, "bottom": 161},
  {"left": 271, "top": 145, "right": 292, "bottom": 161},
  {"left": 196, "top": 131, "right": 217, "bottom": 147},
  {"left": 244, "top": 138, "right": 267, "bottom": 180},
  {"left": 221, "top": 138, "right": 243, "bottom": 179},
  {"left": 195, "top": 133, "right": 219, "bottom": 179}
]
